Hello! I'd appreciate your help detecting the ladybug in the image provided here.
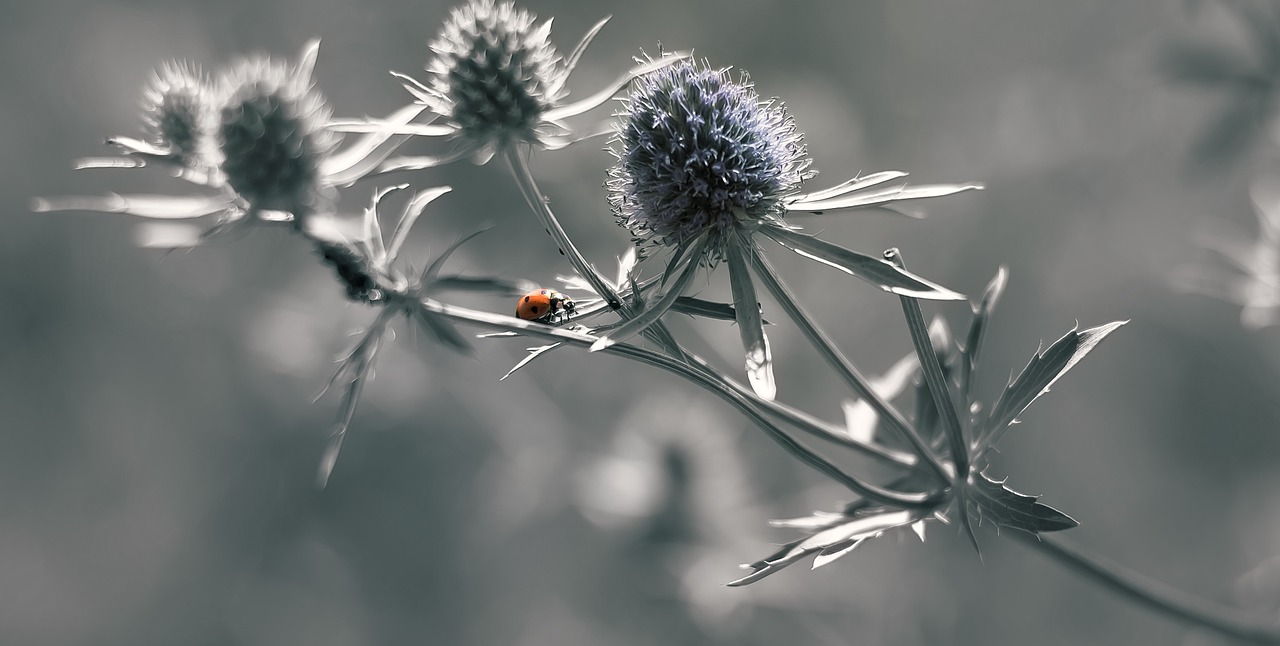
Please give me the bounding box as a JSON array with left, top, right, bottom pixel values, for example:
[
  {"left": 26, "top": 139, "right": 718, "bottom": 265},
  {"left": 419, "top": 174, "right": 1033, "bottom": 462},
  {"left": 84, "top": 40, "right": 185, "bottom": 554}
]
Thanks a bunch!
[{"left": 516, "top": 288, "right": 576, "bottom": 324}]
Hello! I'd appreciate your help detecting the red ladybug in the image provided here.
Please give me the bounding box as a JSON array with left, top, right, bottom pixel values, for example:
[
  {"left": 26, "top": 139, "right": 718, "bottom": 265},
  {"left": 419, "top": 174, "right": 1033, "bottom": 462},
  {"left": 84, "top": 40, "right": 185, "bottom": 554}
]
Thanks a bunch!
[{"left": 515, "top": 288, "right": 576, "bottom": 324}]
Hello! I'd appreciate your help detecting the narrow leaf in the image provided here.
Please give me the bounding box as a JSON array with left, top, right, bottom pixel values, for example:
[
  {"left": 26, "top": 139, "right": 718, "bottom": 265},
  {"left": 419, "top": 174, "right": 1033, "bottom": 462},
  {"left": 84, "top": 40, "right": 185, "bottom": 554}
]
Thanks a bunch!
[
  {"left": 788, "top": 181, "right": 984, "bottom": 213},
  {"left": 764, "top": 226, "right": 965, "bottom": 300},
  {"left": 543, "top": 52, "right": 690, "bottom": 122},
  {"left": 980, "top": 320, "right": 1127, "bottom": 451},
  {"left": 387, "top": 186, "right": 452, "bottom": 261},
  {"left": 841, "top": 350, "right": 920, "bottom": 444},
  {"left": 789, "top": 170, "right": 909, "bottom": 204},
  {"left": 322, "top": 104, "right": 429, "bottom": 186},
  {"left": 501, "top": 343, "right": 562, "bottom": 381},
  {"left": 589, "top": 255, "right": 700, "bottom": 351},
  {"left": 420, "top": 228, "right": 490, "bottom": 287},
  {"left": 31, "top": 193, "right": 230, "bottom": 219},
  {"left": 564, "top": 15, "right": 611, "bottom": 77},
  {"left": 962, "top": 266, "right": 1009, "bottom": 391},
  {"left": 670, "top": 295, "right": 770, "bottom": 323},
  {"left": 968, "top": 471, "right": 1079, "bottom": 534},
  {"left": 729, "top": 509, "right": 919, "bottom": 586},
  {"left": 411, "top": 307, "right": 474, "bottom": 355},
  {"left": 730, "top": 243, "right": 775, "bottom": 400}
]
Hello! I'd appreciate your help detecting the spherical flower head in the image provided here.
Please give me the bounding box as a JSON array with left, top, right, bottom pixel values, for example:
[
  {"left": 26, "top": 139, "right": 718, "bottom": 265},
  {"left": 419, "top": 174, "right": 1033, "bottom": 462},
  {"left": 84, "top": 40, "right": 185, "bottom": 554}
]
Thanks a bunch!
[
  {"left": 609, "top": 59, "right": 810, "bottom": 263},
  {"left": 216, "top": 56, "right": 338, "bottom": 216},
  {"left": 141, "top": 61, "right": 215, "bottom": 167},
  {"left": 425, "top": 0, "right": 568, "bottom": 148}
]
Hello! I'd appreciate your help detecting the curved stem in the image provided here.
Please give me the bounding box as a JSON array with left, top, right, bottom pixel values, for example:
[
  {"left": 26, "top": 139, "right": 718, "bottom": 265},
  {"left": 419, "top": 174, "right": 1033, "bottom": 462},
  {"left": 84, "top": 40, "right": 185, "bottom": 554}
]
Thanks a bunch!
[
  {"left": 399, "top": 293, "right": 945, "bottom": 509},
  {"left": 503, "top": 145, "right": 623, "bottom": 310},
  {"left": 1015, "top": 533, "right": 1280, "bottom": 645},
  {"left": 502, "top": 144, "right": 687, "bottom": 357},
  {"left": 748, "top": 246, "right": 953, "bottom": 483}
]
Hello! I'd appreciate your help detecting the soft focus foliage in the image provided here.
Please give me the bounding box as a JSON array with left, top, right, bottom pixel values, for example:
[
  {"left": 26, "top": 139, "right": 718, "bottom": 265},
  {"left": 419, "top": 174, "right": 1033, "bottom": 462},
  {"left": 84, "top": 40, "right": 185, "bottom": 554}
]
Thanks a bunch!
[{"left": 10, "top": 1, "right": 1280, "bottom": 646}]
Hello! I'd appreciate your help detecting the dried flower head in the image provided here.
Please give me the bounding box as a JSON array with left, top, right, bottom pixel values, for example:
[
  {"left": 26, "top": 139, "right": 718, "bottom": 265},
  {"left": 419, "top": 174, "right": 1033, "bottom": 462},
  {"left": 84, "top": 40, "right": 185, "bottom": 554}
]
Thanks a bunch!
[
  {"left": 425, "top": 0, "right": 566, "bottom": 149},
  {"left": 216, "top": 49, "right": 338, "bottom": 218},
  {"left": 141, "top": 61, "right": 215, "bottom": 168},
  {"left": 609, "top": 58, "right": 811, "bottom": 264}
]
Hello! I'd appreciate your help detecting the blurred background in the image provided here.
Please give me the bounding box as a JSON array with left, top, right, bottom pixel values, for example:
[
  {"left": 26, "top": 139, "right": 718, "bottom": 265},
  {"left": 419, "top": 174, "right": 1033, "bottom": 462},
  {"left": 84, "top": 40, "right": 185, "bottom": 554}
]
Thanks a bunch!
[{"left": 5, "top": 0, "right": 1280, "bottom": 644}]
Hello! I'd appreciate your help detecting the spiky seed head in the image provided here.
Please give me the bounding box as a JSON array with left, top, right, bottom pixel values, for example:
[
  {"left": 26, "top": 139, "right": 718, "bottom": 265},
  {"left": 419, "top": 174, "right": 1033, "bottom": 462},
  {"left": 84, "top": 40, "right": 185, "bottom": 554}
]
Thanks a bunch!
[
  {"left": 608, "top": 59, "right": 811, "bottom": 264},
  {"left": 425, "top": 0, "right": 568, "bottom": 148},
  {"left": 141, "top": 61, "right": 215, "bottom": 167},
  {"left": 215, "top": 56, "right": 338, "bottom": 218}
]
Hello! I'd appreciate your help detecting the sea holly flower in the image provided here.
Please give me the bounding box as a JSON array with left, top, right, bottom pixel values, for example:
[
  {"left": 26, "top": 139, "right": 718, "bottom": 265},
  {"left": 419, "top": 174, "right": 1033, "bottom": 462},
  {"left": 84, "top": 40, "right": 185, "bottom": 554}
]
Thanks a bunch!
[
  {"left": 33, "top": 41, "right": 424, "bottom": 247},
  {"left": 328, "top": 0, "right": 687, "bottom": 170},
  {"left": 599, "top": 57, "right": 982, "bottom": 398}
]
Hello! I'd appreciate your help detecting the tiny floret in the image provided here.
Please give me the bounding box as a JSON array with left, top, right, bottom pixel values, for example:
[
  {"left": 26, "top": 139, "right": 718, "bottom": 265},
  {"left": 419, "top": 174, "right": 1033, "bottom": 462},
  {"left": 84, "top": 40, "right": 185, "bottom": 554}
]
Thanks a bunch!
[
  {"left": 425, "top": 0, "right": 567, "bottom": 148},
  {"left": 141, "top": 61, "right": 215, "bottom": 167},
  {"left": 216, "top": 55, "right": 338, "bottom": 217},
  {"left": 609, "top": 58, "right": 811, "bottom": 262}
]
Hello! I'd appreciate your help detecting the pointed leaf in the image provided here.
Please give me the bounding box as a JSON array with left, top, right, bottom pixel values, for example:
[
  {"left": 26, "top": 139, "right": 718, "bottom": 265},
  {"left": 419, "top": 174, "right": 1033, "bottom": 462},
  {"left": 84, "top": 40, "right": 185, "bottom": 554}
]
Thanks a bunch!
[
  {"left": 789, "top": 170, "right": 909, "bottom": 204},
  {"left": 729, "top": 509, "right": 920, "bottom": 586},
  {"left": 960, "top": 266, "right": 1009, "bottom": 393},
  {"left": 564, "top": 15, "right": 610, "bottom": 77},
  {"left": 501, "top": 343, "right": 562, "bottom": 381},
  {"left": 669, "top": 296, "right": 771, "bottom": 323},
  {"left": 729, "top": 243, "right": 775, "bottom": 400},
  {"left": 380, "top": 142, "right": 481, "bottom": 173},
  {"left": 968, "top": 471, "right": 1078, "bottom": 534},
  {"left": 787, "top": 181, "right": 984, "bottom": 213},
  {"left": 420, "top": 228, "right": 489, "bottom": 287},
  {"left": 31, "top": 193, "right": 230, "bottom": 219},
  {"left": 589, "top": 254, "right": 699, "bottom": 351},
  {"left": 411, "top": 307, "right": 474, "bottom": 355},
  {"left": 979, "top": 321, "right": 1127, "bottom": 451},
  {"left": 543, "top": 52, "right": 690, "bottom": 122},
  {"left": 296, "top": 39, "right": 321, "bottom": 82},
  {"left": 322, "top": 104, "right": 429, "bottom": 186},
  {"left": 764, "top": 226, "right": 965, "bottom": 300},
  {"left": 387, "top": 186, "right": 451, "bottom": 261}
]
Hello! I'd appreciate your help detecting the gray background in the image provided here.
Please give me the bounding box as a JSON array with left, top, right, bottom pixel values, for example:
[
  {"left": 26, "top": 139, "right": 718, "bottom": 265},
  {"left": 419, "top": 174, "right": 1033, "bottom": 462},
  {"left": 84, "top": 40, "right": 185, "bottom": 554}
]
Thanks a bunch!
[{"left": 4, "top": 1, "right": 1280, "bottom": 644}]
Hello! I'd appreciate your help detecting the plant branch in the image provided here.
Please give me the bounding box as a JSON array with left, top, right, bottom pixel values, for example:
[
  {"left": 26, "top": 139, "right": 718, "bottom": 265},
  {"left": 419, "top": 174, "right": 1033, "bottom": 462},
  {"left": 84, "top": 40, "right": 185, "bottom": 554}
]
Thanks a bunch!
[
  {"left": 395, "top": 292, "right": 945, "bottom": 509},
  {"left": 1015, "top": 533, "right": 1280, "bottom": 645},
  {"left": 747, "top": 245, "right": 952, "bottom": 484}
]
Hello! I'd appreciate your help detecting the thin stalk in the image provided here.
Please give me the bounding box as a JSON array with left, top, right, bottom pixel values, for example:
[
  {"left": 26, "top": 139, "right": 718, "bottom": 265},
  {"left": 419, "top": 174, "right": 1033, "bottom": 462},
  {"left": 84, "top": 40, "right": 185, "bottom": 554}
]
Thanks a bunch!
[
  {"left": 1016, "top": 533, "right": 1280, "bottom": 645},
  {"left": 395, "top": 293, "right": 943, "bottom": 509},
  {"left": 748, "top": 246, "right": 952, "bottom": 483},
  {"left": 503, "top": 145, "right": 623, "bottom": 310},
  {"left": 884, "top": 248, "right": 969, "bottom": 480},
  {"left": 680, "top": 353, "right": 921, "bottom": 469},
  {"left": 502, "top": 145, "right": 686, "bottom": 357}
]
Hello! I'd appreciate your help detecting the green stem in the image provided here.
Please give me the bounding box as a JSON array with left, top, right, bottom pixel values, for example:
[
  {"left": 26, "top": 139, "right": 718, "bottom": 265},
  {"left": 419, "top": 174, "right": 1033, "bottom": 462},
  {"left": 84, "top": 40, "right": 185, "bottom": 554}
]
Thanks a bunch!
[
  {"left": 884, "top": 248, "right": 969, "bottom": 480},
  {"left": 748, "top": 246, "right": 952, "bottom": 484},
  {"left": 399, "top": 293, "right": 942, "bottom": 509},
  {"left": 1016, "top": 533, "right": 1280, "bottom": 645}
]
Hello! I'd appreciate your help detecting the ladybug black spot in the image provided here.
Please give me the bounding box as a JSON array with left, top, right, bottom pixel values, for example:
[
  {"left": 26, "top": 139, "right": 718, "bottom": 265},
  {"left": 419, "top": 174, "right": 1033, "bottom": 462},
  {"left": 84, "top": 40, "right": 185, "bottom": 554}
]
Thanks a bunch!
[
  {"left": 522, "top": 296, "right": 530, "bottom": 303},
  {"left": 530, "top": 305, "right": 540, "bottom": 314}
]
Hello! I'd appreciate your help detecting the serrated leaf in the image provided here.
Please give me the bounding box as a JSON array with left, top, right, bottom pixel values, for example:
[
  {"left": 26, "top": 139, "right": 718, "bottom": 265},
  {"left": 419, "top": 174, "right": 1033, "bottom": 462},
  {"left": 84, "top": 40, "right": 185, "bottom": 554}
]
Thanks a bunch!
[
  {"left": 841, "top": 350, "right": 919, "bottom": 444},
  {"left": 729, "top": 509, "right": 920, "bottom": 586},
  {"left": 968, "top": 471, "right": 1078, "bottom": 534},
  {"left": 763, "top": 226, "right": 965, "bottom": 300},
  {"left": 729, "top": 242, "right": 775, "bottom": 400},
  {"left": 978, "top": 320, "right": 1126, "bottom": 451}
]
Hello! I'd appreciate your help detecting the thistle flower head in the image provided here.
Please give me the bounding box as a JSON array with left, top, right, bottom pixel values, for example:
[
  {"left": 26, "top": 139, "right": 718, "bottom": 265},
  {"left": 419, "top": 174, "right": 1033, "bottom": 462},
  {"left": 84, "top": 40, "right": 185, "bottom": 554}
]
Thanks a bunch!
[
  {"left": 141, "top": 61, "right": 215, "bottom": 167},
  {"left": 216, "top": 49, "right": 338, "bottom": 217},
  {"left": 609, "top": 58, "right": 810, "bottom": 263},
  {"left": 424, "top": 0, "right": 567, "bottom": 149}
]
